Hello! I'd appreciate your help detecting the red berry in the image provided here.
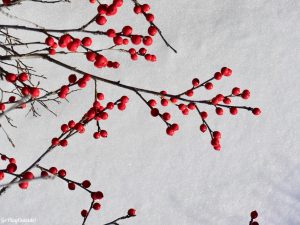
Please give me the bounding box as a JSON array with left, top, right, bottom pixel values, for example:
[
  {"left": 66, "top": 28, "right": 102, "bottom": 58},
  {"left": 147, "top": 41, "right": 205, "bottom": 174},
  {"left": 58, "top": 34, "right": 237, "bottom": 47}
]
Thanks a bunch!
[
  {"left": 93, "top": 132, "right": 101, "bottom": 139},
  {"left": 82, "top": 37, "right": 92, "bottom": 47},
  {"left": 232, "top": 87, "right": 240, "bottom": 96},
  {"left": 107, "top": 102, "right": 115, "bottom": 110},
  {"left": 45, "top": 36, "right": 55, "bottom": 47},
  {"left": 60, "top": 139, "right": 68, "bottom": 147},
  {"left": 6, "top": 163, "right": 17, "bottom": 173},
  {"left": 252, "top": 108, "right": 261, "bottom": 116},
  {"left": 100, "top": 130, "right": 108, "bottom": 138},
  {"left": 214, "top": 72, "right": 222, "bottom": 80},
  {"left": 139, "top": 48, "right": 147, "bottom": 55},
  {"left": 8, "top": 96, "right": 15, "bottom": 103},
  {"left": 223, "top": 97, "right": 231, "bottom": 105},
  {"left": 0, "top": 171, "right": 4, "bottom": 180},
  {"left": 171, "top": 123, "right": 179, "bottom": 131},
  {"left": 131, "top": 35, "right": 142, "bottom": 45},
  {"left": 213, "top": 131, "right": 221, "bottom": 139},
  {"left": 93, "top": 203, "right": 101, "bottom": 210},
  {"left": 146, "top": 13, "right": 154, "bottom": 22},
  {"left": 216, "top": 94, "right": 224, "bottom": 101},
  {"left": 148, "top": 99, "right": 156, "bottom": 107},
  {"left": 68, "top": 120, "right": 76, "bottom": 128},
  {"left": 59, "top": 34, "right": 71, "bottom": 48},
  {"left": 182, "top": 108, "right": 189, "bottom": 115},
  {"left": 170, "top": 97, "right": 177, "bottom": 103},
  {"left": 122, "top": 26, "right": 132, "bottom": 36},
  {"left": 250, "top": 211, "right": 258, "bottom": 219},
  {"left": 0, "top": 103, "right": 5, "bottom": 111},
  {"left": 148, "top": 26, "right": 157, "bottom": 36},
  {"left": 200, "top": 111, "right": 208, "bottom": 119},
  {"left": 166, "top": 126, "right": 174, "bottom": 136},
  {"left": 82, "top": 180, "right": 91, "bottom": 188},
  {"left": 221, "top": 67, "right": 232, "bottom": 76},
  {"left": 106, "top": 29, "right": 116, "bottom": 38},
  {"left": 96, "top": 15, "right": 107, "bottom": 25},
  {"left": 131, "top": 54, "right": 138, "bottom": 61},
  {"left": 51, "top": 138, "right": 59, "bottom": 146},
  {"left": 162, "top": 112, "right": 171, "bottom": 121},
  {"left": 241, "top": 90, "right": 250, "bottom": 99},
  {"left": 178, "top": 104, "right": 186, "bottom": 111},
  {"left": 49, "top": 167, "right": 58, "bottom": 174},
  {"left": 120, "top": 96, "right": 129, "bottom": 103},
  {"left": 214, "top": 145, "right": 221, "bottom": 151},
  {"left": 78, "top": 79, "right": 87, "bottom": 88},
  {"left": 58, "top": 169, "right": 66, "bottom": 177},
  {"left": 49, "top": 48, "right": 56, "bottom": 55},
  {"left": 216, "top": 107, "right": 223, "bottom": 115},
  {"left": 9, "top": 158, "right": 16, "bottom": 164},
  {"left": 142, "top": 4, "right": 150, "bottom": 12},
  {"left": 6, "top": 73, "right": 17, "bottom": 83},
  {"left": 96, "top": 93, "right": 104, "bottom": 101},
  {"left": 161, "top": 99, "right": 168, "bottom": 106},
  {"left": 21, "top": 87, "right": 30, "bottom": 96},
  {"left": 18, "top": 72, "right": 28, "bottom": 82},
  {"left": 200, "top": 124, "right": 207, "bottom": 132},
  {"left": 151, "top": 108, "right": 159, "bottom": 117},
  {"left": 19, "top": 181, "right": 29, "bottom": 189},
  {"left": 97, "top": 4, "right": 107, "bottom": 14},
  {"left": 68, "top": 74, "right": 77, "bottom": 83},
  {"left": 41, "top": 171, "right": 49, "bottom": 177},
  {"left": 106, "top": 4, "right": 117, "bottom": 16},
  {"left": 185, "top": 89, "right": 194, "bottom": 97},
  {"left": 192, "top": 78, "right": 200, "bottom": 87},
  {"left": 133, "top": 5, "right": 142, "bottom": 14},
  {"left": 22, "top": 171, "right": 34, "bottom": 180},
  {"left": 252, "top": 222, "right": 259, "bottom": 225},
  {"left": 117, "top": 103, "right": 126, "bottom": 111},
  {"left": 81, "top": 210, "right": 88, "bottom": 217},
  {"left": 68, "top": 182, "right": 76, "bottom": 190},
  {"left": 128, "top": 48, "right": 136, "bottom": 55},
  {"left": 187, "top": 103, "right": 196, "bottom": 110},
  {"left": 205, "top": 82, "right": 213, "bottom": 90},
  {"left": 230, "top": 107, "right": 238, "bottom": 115},
  {"left": 128, "top": 208, "right": 136, "bottom": 216},
  {"left": 30, "top": 87, "right": 40, "bottom": 98},
  {"left": 113, "top": 0, "right": 123, "bottom": 7},
  {"left": 113, "top": 36, "right": 123, "bottom": 45},
  {"left": 143, "top": 36, "right": 153, "bottom": 46}
]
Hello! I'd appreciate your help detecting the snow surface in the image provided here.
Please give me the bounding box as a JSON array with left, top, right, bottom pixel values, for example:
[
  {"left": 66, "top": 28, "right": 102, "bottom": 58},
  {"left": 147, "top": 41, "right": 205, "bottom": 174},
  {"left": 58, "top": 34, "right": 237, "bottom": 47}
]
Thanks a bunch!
[{"left": 0, "top": 0, "right": 300, "bottom": 225}]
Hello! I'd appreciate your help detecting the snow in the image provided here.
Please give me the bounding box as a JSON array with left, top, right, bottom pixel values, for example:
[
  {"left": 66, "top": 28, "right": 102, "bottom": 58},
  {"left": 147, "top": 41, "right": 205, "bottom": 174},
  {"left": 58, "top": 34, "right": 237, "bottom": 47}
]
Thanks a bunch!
[{"left": 0, "top": 0, "right": 300, "bottom": 224}]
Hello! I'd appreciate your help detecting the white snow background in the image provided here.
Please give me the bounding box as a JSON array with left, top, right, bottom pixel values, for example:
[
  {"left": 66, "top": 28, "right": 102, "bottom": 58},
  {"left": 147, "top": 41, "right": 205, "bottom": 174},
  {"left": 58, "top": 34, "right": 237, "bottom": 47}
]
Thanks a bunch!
[{"left": 0, "top": 0, "right": 300, "bottom": 225}]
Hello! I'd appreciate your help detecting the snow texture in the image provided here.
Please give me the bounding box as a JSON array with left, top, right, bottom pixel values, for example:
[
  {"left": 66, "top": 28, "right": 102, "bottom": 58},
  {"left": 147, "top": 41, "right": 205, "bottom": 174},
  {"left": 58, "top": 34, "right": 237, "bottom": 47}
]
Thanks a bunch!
[{"left": 0, "top": 0, "right": 300, "bottom": 225}]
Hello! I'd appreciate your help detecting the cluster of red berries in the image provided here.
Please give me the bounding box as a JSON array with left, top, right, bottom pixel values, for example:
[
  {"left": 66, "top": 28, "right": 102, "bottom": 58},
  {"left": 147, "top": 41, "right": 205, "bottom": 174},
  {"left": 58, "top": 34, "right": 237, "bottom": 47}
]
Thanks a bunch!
[
  {"left": 0, "top": 154, "right": 16, "bottom": 181},
  {"left": 51, "top": 93, "right": 128, "bottom": 147},
  {"left": 37, "top": 165, "right": 104, "bottom": 221},
  {"left": 0, "top": 72, "right": 40, "bottom": 111},
  {"left": 0, "top": 154, "right": 34, "bottom": 189},
  {"left": 128, "top": 47, "right": 156, "bottom": 62},
  {"left": 139, "top": 67, "right": 261, "bottom": 151},
  {"left": 250, "top": 210, "right": 259, "bottom": 225},
  {"left": 45, "top": 35, "right": 92, "bottom": 55},
  {"left": 147, "top": 95, "right": 179, "bottom": 136},
  {"left": 95, "top": 0, "right": 123, "bottom": 25},
  {"left": 133, "top": 3, "right": 154, "bottom": 22},
  {"left": 86, "top": 51, "right": 119, "bottom": 69}
]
